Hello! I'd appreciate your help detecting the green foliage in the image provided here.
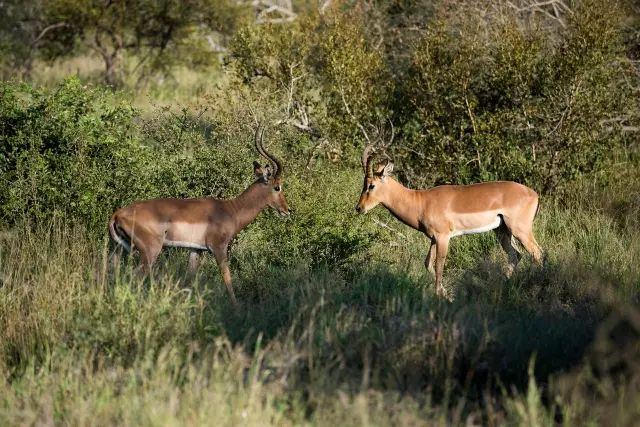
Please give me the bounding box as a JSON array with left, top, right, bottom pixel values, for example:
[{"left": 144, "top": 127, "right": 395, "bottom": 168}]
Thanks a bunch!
[
  {"left": 0, "top": 78, "right": 252, "bottom": 232},
  {"left": 0, "top": 78, "right": 142, "bottom": 228},
  {"left": 403, "top": 0, "right": 636, "bottom": 191},
  {"left": 226, "top": 1, "right": 637, "bottom": 192},
  {"left": 228, "top": 8, "right": 393, "bottom": 163},
  {"left": 242, "top": 167, "right": 379, "bottom": 268},
  {"left": 316, "top": 10, "right": 392, "bottom": 132},
  {"left": 38, "top": 0, "right": 250, "bottom": 85}
]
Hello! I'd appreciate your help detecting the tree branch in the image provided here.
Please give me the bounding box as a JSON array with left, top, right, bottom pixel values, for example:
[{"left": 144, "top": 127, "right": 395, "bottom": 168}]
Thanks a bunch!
[{"left": 31, "top": 22, "right": 68, "bottom": 47}]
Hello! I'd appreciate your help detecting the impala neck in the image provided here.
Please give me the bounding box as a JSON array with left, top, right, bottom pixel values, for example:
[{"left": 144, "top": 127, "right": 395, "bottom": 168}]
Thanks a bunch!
[
  {"left": 379, "top": 178, "right": 422, "bottom": 230},
  {"left": 227, "top": 181, "right": 271, "bottom": 232}
]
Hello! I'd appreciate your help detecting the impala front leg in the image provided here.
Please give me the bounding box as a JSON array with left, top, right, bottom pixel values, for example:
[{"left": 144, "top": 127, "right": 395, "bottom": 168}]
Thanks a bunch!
[
  {"left": 434, "top": 234, "right": 450, "bottom": 297},
  {"left": 212, "top": 245, "right": 239, "bottom": 307},
  {"left": 424, "top": 239, "right": 436, "bottom": 276},
  {"left": 495, "top": 228, "right": 521, "bottom": 277},
  {"left": 187, "top": 251, "right": 201, "bottom": 274}
]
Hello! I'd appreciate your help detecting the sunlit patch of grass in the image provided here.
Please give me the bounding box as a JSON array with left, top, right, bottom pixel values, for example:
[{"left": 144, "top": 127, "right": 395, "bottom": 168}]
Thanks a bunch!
[{"left": 28, "top": 53, "right": 225, "bottom": 111}]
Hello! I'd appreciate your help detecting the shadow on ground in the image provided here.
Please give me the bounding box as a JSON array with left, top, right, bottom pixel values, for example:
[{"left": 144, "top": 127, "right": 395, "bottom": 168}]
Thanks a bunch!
[{"left": 169, "top": 251, "right": 638, "bottom": 411}]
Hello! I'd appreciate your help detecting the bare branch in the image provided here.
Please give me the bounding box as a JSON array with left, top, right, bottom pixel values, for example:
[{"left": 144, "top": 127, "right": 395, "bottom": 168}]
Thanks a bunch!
[
  {"left": 252, "top": 0, "right": 297, "bottom": 24},
  {"left": 339, "top": 85, "right": 371, "bottom": 144},
  {"left": 506, "top": 0, "right": 572, "bottom": 27},
  {"left": 320, "top": 0, "right": 333, "bottom": 14},
  {"left": 31, "top": 22, "right": 68, "bottom": 47},
  {"left": 205, "top": 35, "right": 228, "bottom": 53},
  {"left": 372, "top": 218, "right": 409, "bottom": 241}
]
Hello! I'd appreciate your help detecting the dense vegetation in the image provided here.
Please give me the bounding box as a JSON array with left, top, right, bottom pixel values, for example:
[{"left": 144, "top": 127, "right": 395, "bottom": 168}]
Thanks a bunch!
[{"left": 1, "top": 0, "right": 639, "bottom": 425}]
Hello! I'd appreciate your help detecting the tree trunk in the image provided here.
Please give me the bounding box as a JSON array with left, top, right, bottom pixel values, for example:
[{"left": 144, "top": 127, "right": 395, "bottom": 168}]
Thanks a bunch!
[{"left": 103, "top": 52, "right": 119, "bottom": 87}]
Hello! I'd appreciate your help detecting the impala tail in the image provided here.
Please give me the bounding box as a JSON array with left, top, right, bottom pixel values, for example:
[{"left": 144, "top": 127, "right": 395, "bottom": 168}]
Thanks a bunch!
[{"left": 109, "top": 214, "right": 132, "bottom": 252}]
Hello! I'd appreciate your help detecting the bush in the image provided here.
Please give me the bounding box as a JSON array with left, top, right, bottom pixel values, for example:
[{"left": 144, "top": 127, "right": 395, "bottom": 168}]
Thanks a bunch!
[
  {"left": 237, "top": 167, "right": 379, "bottom": 269},
  {"left": 228, "top": 8, "right": 393, "bottom": 165},
  {"left": 401, "top": 0, "right": 636, "bottom": 192},
  {"left": 0, "top": 78, "right": 252, "bottom": 233},
  {"left": 0, "top": 78, "right": 380, "bottom": 265},
  {"left": 1, "top": 78, "right": 144, "bottom": 229},
  {"left": 226, "top": 1, "right": 637, "bottom": 193}
]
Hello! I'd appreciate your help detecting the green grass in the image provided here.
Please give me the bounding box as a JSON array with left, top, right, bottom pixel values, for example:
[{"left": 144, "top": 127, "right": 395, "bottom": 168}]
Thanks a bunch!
[
  {"left": 3, "top": 3, "right": 639, "bottom": 423},
  {"left": 1, "top": 194, "right": 639, "bottom": 426}
]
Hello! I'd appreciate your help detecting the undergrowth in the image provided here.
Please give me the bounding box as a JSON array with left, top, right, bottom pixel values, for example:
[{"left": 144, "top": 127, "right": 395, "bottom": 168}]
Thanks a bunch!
[{"left": 1, "top": 194, "right": 638, "bottom": 426}]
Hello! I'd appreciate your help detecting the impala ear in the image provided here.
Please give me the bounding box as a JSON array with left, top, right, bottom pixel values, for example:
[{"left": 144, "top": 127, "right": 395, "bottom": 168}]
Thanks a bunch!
[
  {"left": 383, "top": 161, "right": 394, "bottom": 176},
  {"left": 253, "top": 161, "right": 267, "bottom": 180},
  {"left": 375, "top": 159, "right": 394, "bottom": 180}
]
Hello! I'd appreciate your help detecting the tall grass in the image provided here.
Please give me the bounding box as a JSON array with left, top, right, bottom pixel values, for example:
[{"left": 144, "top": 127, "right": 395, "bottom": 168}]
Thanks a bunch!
[
  {"left": 28, "top": 54, "right": 222, "bottom": 110},
  {"left": 1, "top": 196, "right": 639, "bottom": 425}
]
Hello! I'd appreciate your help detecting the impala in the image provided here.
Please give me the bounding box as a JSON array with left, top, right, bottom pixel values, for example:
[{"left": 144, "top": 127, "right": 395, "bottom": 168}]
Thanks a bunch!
[
  {"left": 109, "top": 125, "right": 290, "bottom": 306},
  {"left": 356, "top": 146, "right": 543, "bottom": 297}
]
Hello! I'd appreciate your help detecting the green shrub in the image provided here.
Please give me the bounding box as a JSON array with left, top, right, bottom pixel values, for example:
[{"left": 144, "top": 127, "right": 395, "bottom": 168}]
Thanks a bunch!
[
  {"left": 402, "top": 0, "right": 636, "bottom": 192},
  {"left": 237, "top": 167, "right": 379, "bottom": 269},
  {"left": 0, "top": 78, "right": 252, "bottom": 233},
  {"left": 225, "top": 1, "right": 637, "bottom": 193},
  {"left": 0, "top": 78, "right": 144, "bottom": 229},
  {"left": 228, "top": 8, "right": 393, "bottom": 165}
]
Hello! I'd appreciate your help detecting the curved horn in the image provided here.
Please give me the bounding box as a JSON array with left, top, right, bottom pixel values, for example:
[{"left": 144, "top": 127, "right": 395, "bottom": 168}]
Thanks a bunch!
[
  {"left": 254, "top": 124, "right": 284, "bottom": 179},
  {"left": 254, "top": 124, "right": 268, "bottom": 162},
  {"left": 362, "top": 144, "right": 375, "bottom": 179}
]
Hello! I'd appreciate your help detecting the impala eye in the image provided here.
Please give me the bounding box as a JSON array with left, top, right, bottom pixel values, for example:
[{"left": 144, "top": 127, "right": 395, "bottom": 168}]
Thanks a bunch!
[
  {"left": 368, "top": 184, "right": 375, "bottom": 191},
  {"left": 274, "top": 185, "right": 281, "bottom": 192}
]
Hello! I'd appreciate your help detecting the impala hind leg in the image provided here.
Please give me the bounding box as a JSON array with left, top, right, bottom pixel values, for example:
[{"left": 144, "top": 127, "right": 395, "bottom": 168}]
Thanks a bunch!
[
  {"left": 137, "top": 242, "right": 163, "bottom": 275},
  {"left": 212, "top": 246, "right": 239, "bottom": 307},
  {"left": 109, "top": 244, "right": 126, "bottom": 272},
  {"left": 434, "top": 234, "right": 450, "bottom": 297},
  {"left": 127, "top": 230, "right": 162, "bottom": 275},
  {"left": 494, "top": 226, "right": 521, "bottom": 277},
  {"left": 514, "top": 232, "right": 544, "bottom": 266},
  {"left": 502, "top": 203, "right": 544, "bottom": 266},
  {"left": 116, "top": 218, "right": 163, "bottom": 275},
  {"left": 505, "top": 222, "right": 543, "bottom": 266}
]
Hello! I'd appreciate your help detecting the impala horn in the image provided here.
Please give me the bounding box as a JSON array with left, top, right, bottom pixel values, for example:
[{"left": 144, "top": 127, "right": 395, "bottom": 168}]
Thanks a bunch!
[
  {"left": 255, "top": 124, "right": 284, "bottom": 179},
  {"left": 362, "top": 144, "right": 376, "bottom": 179}
]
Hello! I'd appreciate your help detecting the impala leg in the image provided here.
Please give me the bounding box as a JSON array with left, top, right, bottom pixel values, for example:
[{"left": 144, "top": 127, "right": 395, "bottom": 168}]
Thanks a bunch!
[
  {"left": 424, "top": 239, "right": 436, "bottom": 276},
  {"left": 138, "top": 242, "right": 162, "bottom": 275},
  {"left": 503, "top": 207, "right": 544, "bottom": 266},
  {"left": 434, "top": 235, "right": 450, "bottom": 297},
  {"left": 514, "top": 232, "right": 544, "bottom": 266},
  {"left": 128, "top": 228, "right": 163, "bottom": 276},
  {"left": 495, "top": 227, "right": 521, "bottom": 277},
  {"left": 109, "top": 244, "right": 124, "bottom": 271},
  {"left": 188, "top": 251, "right": 201, "bottom": 274},
  {"left": 212, "top": 247, "right": 239, "bottom": 307}
]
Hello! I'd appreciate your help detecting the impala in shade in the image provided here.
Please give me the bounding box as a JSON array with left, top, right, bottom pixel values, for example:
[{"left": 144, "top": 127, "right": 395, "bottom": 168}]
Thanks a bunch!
[{"left": 109, "top": 125, "right": 290, "bottom": 306}]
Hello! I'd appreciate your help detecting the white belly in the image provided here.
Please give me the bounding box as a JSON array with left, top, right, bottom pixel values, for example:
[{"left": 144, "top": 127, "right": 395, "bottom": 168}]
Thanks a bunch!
[
  {"left": 163, "top": 240, "right": 209, "bottom": 250},
  {"left": 164, "top": 222, "right": 209, "bottom": 250},
  {"left": 450, "top": 216, "right": 501, "bottom": 238}
]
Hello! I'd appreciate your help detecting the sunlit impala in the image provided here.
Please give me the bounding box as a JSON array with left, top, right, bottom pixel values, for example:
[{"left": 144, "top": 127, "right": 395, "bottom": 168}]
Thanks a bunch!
[
  {"left": 109, "top": 125, "right": 290, "bottom": 306},
  {"left": 356, "top": 146, "right": 543, "bottom": 297}
]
